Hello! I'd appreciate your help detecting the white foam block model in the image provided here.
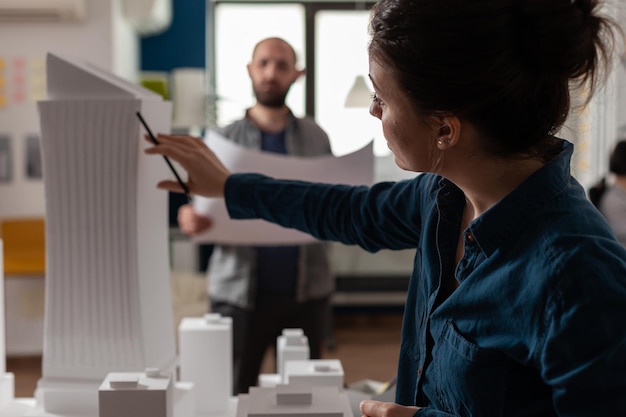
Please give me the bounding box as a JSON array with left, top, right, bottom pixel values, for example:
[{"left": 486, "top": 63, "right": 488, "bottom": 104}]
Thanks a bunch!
[
  {"left": 0, "top": 241, "right": 15, "bottom": 409},
  {"left": 284, "top": 360, "right": 344, "bottom": 390},
  {"left": 99, "top": 368, "right": 174, "bottom": 417},
  {"left": 277, "top": 329, "right": 309, "bottom": 379},
  {"left": 179, "top": 313, "right": 232, "bottom": 415},
  {"left": 172, "top": 381, "right": 195, "bottom": 417},
  {"left": 34, "top": 53, "right": 176, "bottom": 415},
  {"left": 0, "top": 381, "right": 194, "bottom": 417},
  {"left": 257, "top": 374, "right": 281, "bottom": 388},
  {"left": 0, "top": 375, "right": 14, "bottom": 411},
  {"left": 236, "top": 385, "right": 351, "bottom": 417}
]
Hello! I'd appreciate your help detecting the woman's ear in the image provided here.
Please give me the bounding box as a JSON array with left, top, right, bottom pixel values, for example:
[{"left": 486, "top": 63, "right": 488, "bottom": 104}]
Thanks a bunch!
[{"left": 434, "top": 116, "right": 461, "bottom": 150}]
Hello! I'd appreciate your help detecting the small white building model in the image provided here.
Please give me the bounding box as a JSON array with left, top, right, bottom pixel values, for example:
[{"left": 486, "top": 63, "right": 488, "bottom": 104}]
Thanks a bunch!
[
  {"left": 179, "top": 313, "right": 233, "bottom": 416},
  {"left": 0, "top": 241, "right": 15, "bottom": 409},
  {"left": 284, "top": 360, "right": 344, "bottom": 390},
  {"left": 236, "top": 385, "right": 351, "bottom": 417},
  {"left": 277, "top": 329, "right": 309, "bottom": 379},
  {"left": 98, "top": 368, "right": 174, "bottom": 417}
]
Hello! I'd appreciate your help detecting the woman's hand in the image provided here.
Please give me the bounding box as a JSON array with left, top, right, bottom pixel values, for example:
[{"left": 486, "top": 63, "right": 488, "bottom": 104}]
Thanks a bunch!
[
  {"left": 360, "top": 400, "right": 420, "bottom": 417},
  {"left": 144, "top": 134, "right": 231, "bottom": 198}
]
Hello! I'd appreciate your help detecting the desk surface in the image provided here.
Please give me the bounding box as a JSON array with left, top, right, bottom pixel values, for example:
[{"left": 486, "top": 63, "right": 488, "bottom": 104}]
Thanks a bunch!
[
  {"left": 1, "top": 390, "right": 371, "bottom": 417},
  {"left": 0, "top": 398, "right": 37, "bottom": 416},
  {"left": 0, "top": 397, "right": 237, "bottom": 417}
]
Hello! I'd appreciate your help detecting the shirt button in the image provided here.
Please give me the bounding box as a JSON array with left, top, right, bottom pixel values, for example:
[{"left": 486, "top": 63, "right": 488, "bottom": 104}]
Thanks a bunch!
[
  {"left": 417, "top": 368, "right": 422, "bottom": 376},
  {"left": 465, "top": 231, "right": 474, "bottom": 242}
]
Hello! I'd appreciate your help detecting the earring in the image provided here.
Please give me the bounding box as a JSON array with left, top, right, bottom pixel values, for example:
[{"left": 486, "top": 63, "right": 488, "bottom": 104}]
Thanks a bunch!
[{"left": 437, "top": 140, "right": 444, "bottom": 145}]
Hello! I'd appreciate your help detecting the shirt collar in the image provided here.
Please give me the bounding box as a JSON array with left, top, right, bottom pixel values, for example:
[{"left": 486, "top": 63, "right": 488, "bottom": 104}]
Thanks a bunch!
[{"left": 441, "top": 139, "right": 574, "bottom": 257}]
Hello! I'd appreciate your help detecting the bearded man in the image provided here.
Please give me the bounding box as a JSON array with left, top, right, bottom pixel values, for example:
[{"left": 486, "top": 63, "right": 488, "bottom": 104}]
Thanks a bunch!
[{"left": 176, "top": 37, "right": 334, "bottom": 395}]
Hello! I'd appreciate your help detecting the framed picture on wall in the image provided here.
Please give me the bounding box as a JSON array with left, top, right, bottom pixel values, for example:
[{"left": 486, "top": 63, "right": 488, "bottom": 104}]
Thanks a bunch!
[
  {"left": 0, "top": 134, "right": 12, "bottom": 182},
  {"left": 25, "top": 134, "right": 42, "bottom": 179}
]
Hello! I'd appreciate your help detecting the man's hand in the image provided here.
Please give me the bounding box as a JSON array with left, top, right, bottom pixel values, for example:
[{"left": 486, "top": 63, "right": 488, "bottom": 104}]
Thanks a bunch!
[
  {"left": 177, "top": 204, "right": 213, "bottom": 235},
  {"left": 360, "top": 400, "right": 420, "bottom": 417}
]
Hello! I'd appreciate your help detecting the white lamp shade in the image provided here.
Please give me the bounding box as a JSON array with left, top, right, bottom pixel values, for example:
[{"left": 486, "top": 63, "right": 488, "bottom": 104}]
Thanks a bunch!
[{"left": 344, "top": 75, "right": 372, "bottom": 108}]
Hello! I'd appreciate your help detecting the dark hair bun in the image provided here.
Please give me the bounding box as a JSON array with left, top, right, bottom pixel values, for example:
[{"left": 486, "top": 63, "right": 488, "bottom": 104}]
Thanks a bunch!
[{"left": 513, "top": 0, "right": 611, "bottom": 82}]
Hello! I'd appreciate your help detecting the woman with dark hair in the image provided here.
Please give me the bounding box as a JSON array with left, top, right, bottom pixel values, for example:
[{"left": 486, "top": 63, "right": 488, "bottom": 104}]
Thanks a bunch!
[
  {"left": 146, "top": 0, "right": 626, "bottom": 415},
  {"left": 597, "top": 140, "right": 626, "bottom": 246}
]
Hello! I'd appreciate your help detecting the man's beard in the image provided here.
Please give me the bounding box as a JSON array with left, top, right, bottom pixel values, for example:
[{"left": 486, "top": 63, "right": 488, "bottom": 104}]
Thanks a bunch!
[{"left": 254, "top": 87, "right": 289, "bottom": 108}]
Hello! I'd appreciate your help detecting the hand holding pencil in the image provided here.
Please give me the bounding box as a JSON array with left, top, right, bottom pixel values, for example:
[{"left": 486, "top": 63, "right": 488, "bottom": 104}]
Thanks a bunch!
[{"left": 140, "top": 118, "right": 232, "bottom": 199}]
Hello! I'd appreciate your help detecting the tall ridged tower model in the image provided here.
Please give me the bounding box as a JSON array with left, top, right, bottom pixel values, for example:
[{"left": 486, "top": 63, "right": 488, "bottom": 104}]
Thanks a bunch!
[{"left": 34, "top": 53, "right": 176, "bottom": 416}]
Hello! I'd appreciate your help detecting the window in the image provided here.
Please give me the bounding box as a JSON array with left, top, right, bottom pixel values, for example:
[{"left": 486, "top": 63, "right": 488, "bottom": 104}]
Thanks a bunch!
[{"left": 212, "top": 3, "right": 305, "bottom": 127}]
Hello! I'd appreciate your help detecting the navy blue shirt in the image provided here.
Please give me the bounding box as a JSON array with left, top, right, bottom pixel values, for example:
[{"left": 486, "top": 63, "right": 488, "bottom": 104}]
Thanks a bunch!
[
  {"left": 225, "top": 139, "right": 626, "bottom": 415},
  {"left": 255, "top": 131, "right": 299, "bottom": 297}
]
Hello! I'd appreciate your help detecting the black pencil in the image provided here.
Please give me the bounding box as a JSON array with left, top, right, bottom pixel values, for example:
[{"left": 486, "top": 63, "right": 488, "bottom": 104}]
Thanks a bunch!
[{"left": 136, "top": 111, "right": 191, "bottom": 202}]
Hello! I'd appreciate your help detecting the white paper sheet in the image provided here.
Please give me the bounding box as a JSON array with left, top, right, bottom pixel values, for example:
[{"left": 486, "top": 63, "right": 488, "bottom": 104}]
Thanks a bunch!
[{"left": 191, "top": 130, "right": 375, "bottom": 244}]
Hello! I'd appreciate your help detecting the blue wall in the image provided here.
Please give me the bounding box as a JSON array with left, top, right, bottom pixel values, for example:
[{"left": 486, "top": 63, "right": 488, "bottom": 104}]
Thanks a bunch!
[
  {"left": 140, "top": 0, "right": 211, "bottom": 268},
  {"left": 140, "top": 0, "right": 206, "bottom": 71}
]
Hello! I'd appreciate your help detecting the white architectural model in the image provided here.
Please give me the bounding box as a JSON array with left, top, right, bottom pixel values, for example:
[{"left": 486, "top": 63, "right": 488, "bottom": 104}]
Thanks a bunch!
[
  {"left": 258, "top": 327, "right": 343, "bottom": 391},
  {"left": 99, "top": 368, "right": 174, "bottom": 417},
  {"left": 0, "top": 52, "right": 352, "bottom": 417},
  {"left": 32, "top": 53, "right": 175, "bottom": 416},
  {"left": 179, "top": 313, "right": 233, "bottom": 416},
  {"left": 277, "top": 329, "right": 310, "bottom": 379},
  {"left": 284, "top": 360, "right": 344, "bottom": 390},
  {"left": 0, "top": 241, "right": 15, "bottom": 409},
  {"left": 236, "top": 385, "right": 351, "bottom": 417}
]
